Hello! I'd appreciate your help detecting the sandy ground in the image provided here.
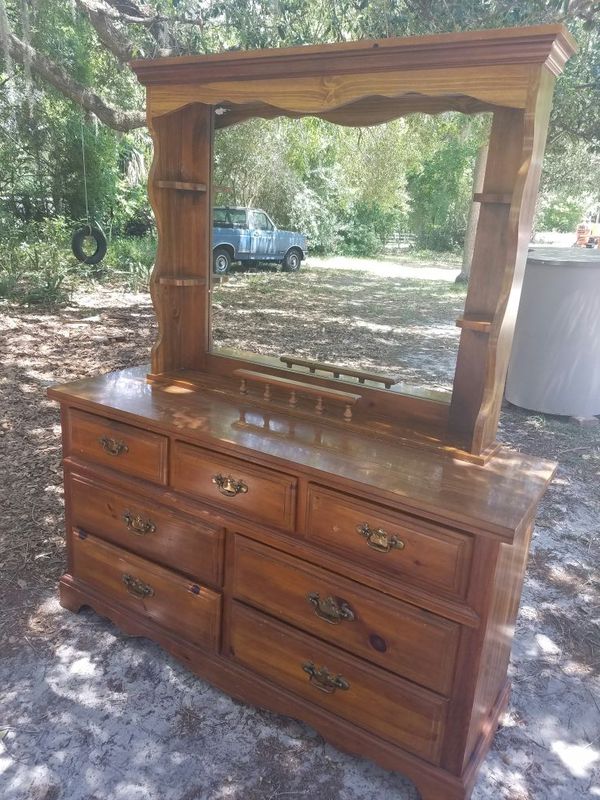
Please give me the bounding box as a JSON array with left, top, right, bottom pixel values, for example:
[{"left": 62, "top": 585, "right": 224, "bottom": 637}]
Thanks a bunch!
[{"left": 1, "top": 260, "right": 599, "bottom": 800}]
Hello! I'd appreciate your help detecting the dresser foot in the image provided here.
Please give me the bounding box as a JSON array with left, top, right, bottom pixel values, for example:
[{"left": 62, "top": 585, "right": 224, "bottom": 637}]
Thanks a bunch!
[{"left": 59, "top": 575, "right": 86, "bottom": 613}]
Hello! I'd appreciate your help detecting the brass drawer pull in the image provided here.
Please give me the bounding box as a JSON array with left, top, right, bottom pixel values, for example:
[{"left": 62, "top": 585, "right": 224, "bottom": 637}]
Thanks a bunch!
[
  {"left": 122, "top": 573, "right": 154, "bottom": 599},
  {"left": 122, "top": 511, "right": 157, "bottom": 536},
  {"left": 356, "top": 522, "right": 405, "bottom": 553},
  {"left": 307, "top": 592, "right": 355, "bottom": 625},
  {"left": 302, "top": 661, "right": 349, "bottom": 694},
  {"left": 212, "top": 473, "right": 248, "bottom": 497},
  {"left": 99, "top": 435, "right": 129, "bottom": 456}
]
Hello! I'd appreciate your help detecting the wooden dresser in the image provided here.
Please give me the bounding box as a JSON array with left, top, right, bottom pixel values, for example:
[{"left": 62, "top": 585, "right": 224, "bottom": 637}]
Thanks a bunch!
[
  {"left": 50, "top": 366, "right": 554, "bottom": 800},
  {"left": 48, "top": 25, "right": 575, "bottom": 800}
]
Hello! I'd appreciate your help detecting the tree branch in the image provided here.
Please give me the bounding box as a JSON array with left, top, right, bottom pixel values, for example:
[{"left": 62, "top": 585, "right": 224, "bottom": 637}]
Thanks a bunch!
[
  {"left": 74, "top": 0, "right": 139, "bottom": 64},
  {"left": 7, "top": 29, "right": 145, "bottom": 131},
  {"left": 100, "top": 0, "right": 205, "bottom": 29}
]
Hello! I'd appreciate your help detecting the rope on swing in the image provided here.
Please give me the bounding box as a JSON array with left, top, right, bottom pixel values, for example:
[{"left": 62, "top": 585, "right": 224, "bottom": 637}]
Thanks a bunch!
[{"left": 71, "top": 121, "right": 107, "bottom": 266}]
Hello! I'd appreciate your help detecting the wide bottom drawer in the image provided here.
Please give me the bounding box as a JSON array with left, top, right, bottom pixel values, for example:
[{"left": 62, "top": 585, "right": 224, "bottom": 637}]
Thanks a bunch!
[
  {"left": 229, "top": 602, "right": 447, "bottom": 764},
  {"left": 232, "top": 536, "right": 459, "bottom": 695},
  {"left": 71, "top": 530, "right": 221, "bottom": 650}
]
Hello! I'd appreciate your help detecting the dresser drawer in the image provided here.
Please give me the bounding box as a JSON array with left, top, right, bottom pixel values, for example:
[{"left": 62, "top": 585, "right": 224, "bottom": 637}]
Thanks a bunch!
[
  {"left": 306, "top": 486, "right": 472, "bottom": 598},
  {"left": 232, "top": 536, "right": 459, "bottom": 695},
  {"left": 230, "top": 602, "right": 446, "bottom": 764},
  {"left": 71, "top": 531, "right": 221, "bottom": 649},
  {"left": 172, "top": 442, "right": 297, "bottom": 531},
  {"left": 67, "top": 409, "right": 168, "bottom": 484},
  {"left": 69, "top": 474, "right": 224, "bottom": 586}
]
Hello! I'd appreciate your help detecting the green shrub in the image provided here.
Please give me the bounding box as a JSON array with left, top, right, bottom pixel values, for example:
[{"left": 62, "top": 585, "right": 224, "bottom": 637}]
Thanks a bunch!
[
  {"left": 339, "top": 200, "right": 403, "bottom": 257},
  {"left": 536, "top": 195, "right": 585, "bottom": 233},
  {"left": 104, "top": 234, "right": 156, "bottom": 291},
  {"left": 0, "top": 218, "right": 77, "bottom": 305}
]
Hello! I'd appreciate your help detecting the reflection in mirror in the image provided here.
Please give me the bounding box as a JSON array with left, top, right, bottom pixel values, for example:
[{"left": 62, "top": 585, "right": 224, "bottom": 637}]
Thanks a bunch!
[{"left": 210, "top": 114, "right": 490, "bottom": 395}]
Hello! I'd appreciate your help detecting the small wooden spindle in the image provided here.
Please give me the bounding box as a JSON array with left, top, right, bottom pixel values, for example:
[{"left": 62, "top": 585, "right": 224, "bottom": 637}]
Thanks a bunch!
[
  {"left": 240, "top": 378, "right": 247, "bottom": 395},
  {"left": 264, "top": 383, "right": 271, "bottom": 401},
  {"left": 315, "top": 396, "right": 324, "bottom": 415},
  {"left": 289, "top": 390, "right": 297, "bottom": 408},
  {"left": 344, "top": 404, "right": 353, "bottom": 422}
]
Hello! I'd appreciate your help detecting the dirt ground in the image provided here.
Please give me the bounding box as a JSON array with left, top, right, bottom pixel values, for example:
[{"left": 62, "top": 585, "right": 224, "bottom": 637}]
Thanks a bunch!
[{"left": 1, "top": 258, "right": 599, "bottom": 800}]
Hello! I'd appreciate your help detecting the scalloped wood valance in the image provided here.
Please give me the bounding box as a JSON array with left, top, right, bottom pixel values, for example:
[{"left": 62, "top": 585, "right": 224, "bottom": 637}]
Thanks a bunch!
[{"left": 131, "top": 25, "right": 575, "bottom": 127}]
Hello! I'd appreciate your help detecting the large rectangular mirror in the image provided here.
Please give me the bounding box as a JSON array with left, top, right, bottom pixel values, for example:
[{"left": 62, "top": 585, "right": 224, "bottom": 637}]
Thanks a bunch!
[{"left": 209, "top": 114, "right": 490, "bottom": 396}]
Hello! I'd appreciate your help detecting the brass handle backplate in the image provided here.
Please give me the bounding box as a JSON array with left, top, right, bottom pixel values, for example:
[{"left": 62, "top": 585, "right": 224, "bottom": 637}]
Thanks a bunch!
[
  {"left": 122, "top": 511, "right": 157, "bottom": 536},
  {"left": 122, "top": 573, "right": 154, "bottom": 599},
  {"left": 99, "top": 435, "right": 128, "bottom": 456},
  {"left": 302, "top": 661, "right": 349, "bottom": 694},
  {"left": 212, "top": 473, "right": 248, "bottom": 497},
  {"left": 356, "top": 522, "right": 405, "bottom": 553},
  {"left": 307, "top": 592, "right": 355, "bottom": 625}
]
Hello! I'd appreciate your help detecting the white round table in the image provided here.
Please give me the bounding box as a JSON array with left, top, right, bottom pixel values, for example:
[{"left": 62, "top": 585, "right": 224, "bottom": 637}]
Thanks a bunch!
[{"left": 506, "top": 247, "right": 600, "bottom": 417}]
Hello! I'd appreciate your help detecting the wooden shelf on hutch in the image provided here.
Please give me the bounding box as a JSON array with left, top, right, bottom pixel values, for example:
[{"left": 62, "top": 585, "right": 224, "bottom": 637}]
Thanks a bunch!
[{"left": 48, "top": 24, "right": 576, "bottom": 800}]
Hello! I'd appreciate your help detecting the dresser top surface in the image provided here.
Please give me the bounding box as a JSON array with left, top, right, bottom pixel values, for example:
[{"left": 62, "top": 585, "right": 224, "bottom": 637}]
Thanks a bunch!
[{"left": 49, "top": 366, "right": 556, "bottom": 540}]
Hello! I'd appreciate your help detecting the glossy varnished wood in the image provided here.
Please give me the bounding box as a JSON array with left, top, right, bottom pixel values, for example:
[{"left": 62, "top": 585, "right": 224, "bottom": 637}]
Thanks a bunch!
[
  {"left": 171, "top": 440, "right": 297, "bottom": 531},
  {"left": 51, "top": 374, "right": 555, "bottom": 799},
  {"left": 231, "top": 535, "right": 460, "bottom": 695},
  {"left": 306, "top": 485, "right": 473, "bottom": 597},
  {"left": 48, "top": 25, "right": 576, "bottom": 800},
  {"left": 48, "top": 368, "right": 556, "bottom": 543},
  {"left": 70, "top": 530, "right": 222, "bottom": 649},
  {"left": 67, "top": 407, "right": 168, "bottom": 484},
  {"left": 58, "top": 576, "right": 494, "bottom": 800},
  {"left": 68, "top": 470, "right": 224, "bottom": 587},
  {"left": 229, "top": 602, "right": 448, "bottom": 765},
  {"left": 128, "top": 24, "right": 576, "bottom": 458},
  {"left": 148, "top": 103, "right": 213, "bottom": 374}
]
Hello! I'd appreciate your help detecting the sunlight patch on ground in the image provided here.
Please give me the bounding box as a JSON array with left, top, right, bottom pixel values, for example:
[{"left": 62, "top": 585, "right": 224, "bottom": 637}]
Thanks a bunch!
[
  {"left": 309, "top": 255, "right": 461, "bottom": 282},
  {"left": 551, "top": 741, "right": 600, "bottom": 779}
]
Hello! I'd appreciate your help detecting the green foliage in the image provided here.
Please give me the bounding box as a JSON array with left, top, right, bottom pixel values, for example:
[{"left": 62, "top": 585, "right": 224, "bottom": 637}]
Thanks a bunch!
[
  {"left": 0, "top": 0, "right": 599, "bottom": 264},
  {"left": 537, "top": 195, "right": 586, "bottom": 232},
  {"left": 406, "top": 119, "right": 485, "bottom": 251},
  {"left": 103, "top": 235, "right": 157, "bottom": 291},
  {"left": 339, "top": 200, "right": 404, "bottom": 257},
  {"left": 0, "top": 218, "right": 77, "bottom": 304}
]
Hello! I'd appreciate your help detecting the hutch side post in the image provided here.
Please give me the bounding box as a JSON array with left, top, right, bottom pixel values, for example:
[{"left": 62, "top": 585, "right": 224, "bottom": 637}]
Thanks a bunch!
[
  {"left": 448, "top": 68, "right": 555, "bottom": 454},
  {"left": 147, "top": 102, "right": 213, "bottom": 376}
]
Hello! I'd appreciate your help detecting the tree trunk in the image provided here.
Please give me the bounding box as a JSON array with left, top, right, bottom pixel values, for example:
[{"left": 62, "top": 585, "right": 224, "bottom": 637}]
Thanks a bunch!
[{"left": 456, "top": 142, "right": 488, "bottom": 284}]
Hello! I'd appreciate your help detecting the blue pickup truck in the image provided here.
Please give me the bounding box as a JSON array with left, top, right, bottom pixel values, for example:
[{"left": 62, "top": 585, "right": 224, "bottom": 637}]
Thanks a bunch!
[{"left": 212, "top": 207, "right": 307, "bottom": 274}]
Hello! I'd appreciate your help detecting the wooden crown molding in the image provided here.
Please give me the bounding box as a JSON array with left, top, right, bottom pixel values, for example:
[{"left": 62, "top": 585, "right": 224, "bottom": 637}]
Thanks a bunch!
[{"left": 131, "top": 24, "right": 576, "bottom": 87}]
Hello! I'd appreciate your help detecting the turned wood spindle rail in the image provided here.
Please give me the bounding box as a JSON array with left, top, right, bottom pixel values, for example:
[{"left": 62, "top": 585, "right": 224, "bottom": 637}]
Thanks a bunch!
[
  {"left": 280, "top": 356, "right": 397, "bottom": 389},
  {"left": 234, "top": 368, "right": 361, "bottom": 421}
]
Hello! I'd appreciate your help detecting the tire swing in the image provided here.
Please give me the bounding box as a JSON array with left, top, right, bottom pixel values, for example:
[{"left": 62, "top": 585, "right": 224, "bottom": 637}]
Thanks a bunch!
[
  {"left": 71, "top": 224, "right": 107, "bottom": 265},
  {"left": 72, "top": 123, "right": 108, "bottom": 266}
]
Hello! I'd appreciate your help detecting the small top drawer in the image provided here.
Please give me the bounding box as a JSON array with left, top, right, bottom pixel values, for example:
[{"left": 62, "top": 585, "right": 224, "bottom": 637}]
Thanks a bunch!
[
  {"left": 67, "top": 409, "right": 168, "bottom": 484},
  {"left": 305, "top": 486, "right": 472, "bottom": 598},
  {"left": 172, "top": 442, "right": 297, "bottom": 531}
]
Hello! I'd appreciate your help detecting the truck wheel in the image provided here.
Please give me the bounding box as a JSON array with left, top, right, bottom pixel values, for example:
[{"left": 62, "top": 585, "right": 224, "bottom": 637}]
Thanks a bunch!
[
  {"left": 213, "top": 247, "right": 232, "bottom": 274},
  {"left": 282, "top": 248, "right": 302, "bottom": 272}
]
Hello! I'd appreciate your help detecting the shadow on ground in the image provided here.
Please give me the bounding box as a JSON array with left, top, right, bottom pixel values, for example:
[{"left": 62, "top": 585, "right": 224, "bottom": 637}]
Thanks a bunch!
[{"left": 1, "top": 276, "right": 599, "bottom": 799}]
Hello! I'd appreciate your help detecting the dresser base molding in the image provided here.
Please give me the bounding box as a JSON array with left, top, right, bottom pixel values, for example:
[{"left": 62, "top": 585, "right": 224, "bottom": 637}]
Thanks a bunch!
[{"left": 59, "top": 574, "right": 508, "bottom": 800}]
